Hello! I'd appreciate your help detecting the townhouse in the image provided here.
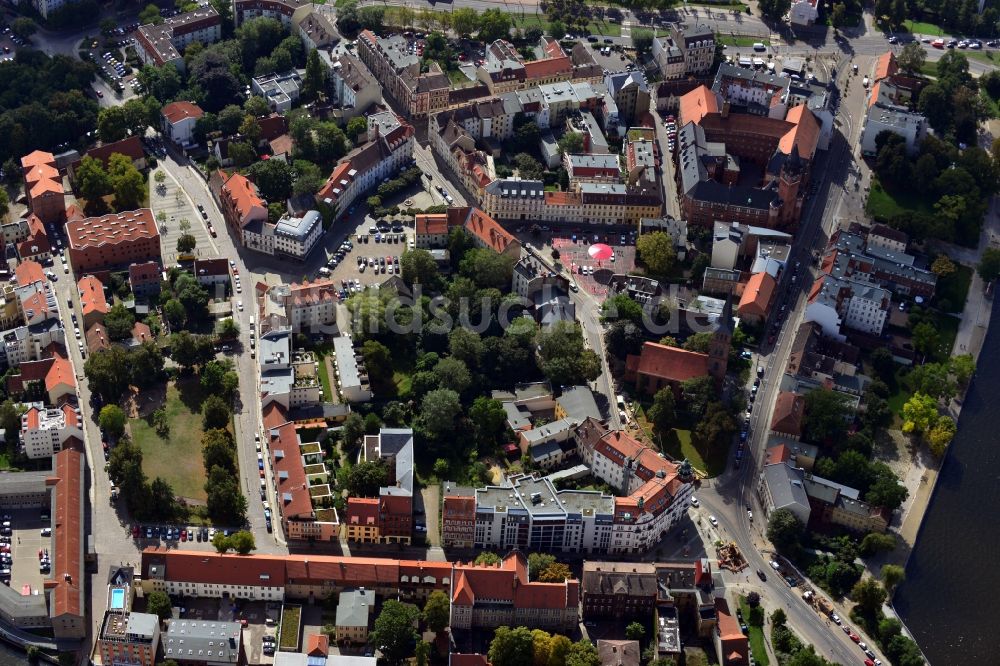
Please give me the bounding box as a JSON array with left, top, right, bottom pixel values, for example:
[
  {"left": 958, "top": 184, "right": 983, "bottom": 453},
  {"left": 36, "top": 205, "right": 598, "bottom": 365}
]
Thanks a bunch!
[
  {"left": 20, "top": 403, "right": 83, "bottom": 460},
  {"left": 356, "top": 30, "right": 450, "bottom": 119},
  {"left": 135, "top": 6, "right": 221, "bottom": 71},
  {"left": 482, "top": 177, "right": 661, "bottom": 227},
  {"left": 262, "top": 280, "right": 337, "bottom": 335},
  {"left": 823, "top": 228, "right": 936, "bottom": 299},
  {"left": 805, "top": 273, "right": 890, "bottom": 340},
  {"left": 316, "top": 111, "right": 414, "bottom": 222},
  {"left": 345, "top": 429, "right": 414, "bottom": 545},
  {"left": 328, "top": 51, "right": 380, "bottom": 119},
  {"left": 161, "top": 101, "right": 204, "bottom": 148}
]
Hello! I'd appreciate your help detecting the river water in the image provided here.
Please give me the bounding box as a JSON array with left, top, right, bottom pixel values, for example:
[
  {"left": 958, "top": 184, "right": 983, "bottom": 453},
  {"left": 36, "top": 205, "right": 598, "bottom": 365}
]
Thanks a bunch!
[{"left": 894, "top": 304, "right": 1000, "bottom": 665}]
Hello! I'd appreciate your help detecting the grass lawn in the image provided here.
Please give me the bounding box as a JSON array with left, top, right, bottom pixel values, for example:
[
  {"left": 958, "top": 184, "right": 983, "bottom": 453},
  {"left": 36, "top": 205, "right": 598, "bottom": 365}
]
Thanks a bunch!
[
  {"left": 865, "top": 179, "right": 933, "bottom": 221},
  {"left": 904, "top": 20, "right": 944, "bottom": 36},
  {"left": 738, "top": 597, "right": 770, "bottom": 666},
  {"left": 512, "top": 14, "right": 621, "bottom": 37},
  {"left": 130, "top": 379, "right": 213, "bottom": 501},
  {"left": 635, "top": 402, "right": 726, "bottom": 478},
  {"left": 0, "top": 450, "right": 12, "bottom": 471},
  {"left": 919, "top": 61, "right": 939, "bottom": 78},
  {"left": 720, "top": 35, "right": 769, "bottom": 47},
  {"left": 278, "top": 605, "right": 300, "bottom": 650},
  {"left": 934, "top": 264, "right": 973, "bottom": 314},
  {"left": 935, "top": 314, "right": 960, "bottom": 359},
  {"left": 887, "top": 383, "right": 910, "bottom": 416}
]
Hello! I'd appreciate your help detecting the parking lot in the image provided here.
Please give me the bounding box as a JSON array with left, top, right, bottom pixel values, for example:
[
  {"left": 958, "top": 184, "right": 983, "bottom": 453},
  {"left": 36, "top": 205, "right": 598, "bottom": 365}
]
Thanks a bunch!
[
  {"left": 151, "top": 165, "right": 219, "bottom": 265},
  {"left": 3, "top": 509, "right": 52, "bottom": 595},
  {"left": 0, "top": 24, "right": 24, "bottom": 63}
]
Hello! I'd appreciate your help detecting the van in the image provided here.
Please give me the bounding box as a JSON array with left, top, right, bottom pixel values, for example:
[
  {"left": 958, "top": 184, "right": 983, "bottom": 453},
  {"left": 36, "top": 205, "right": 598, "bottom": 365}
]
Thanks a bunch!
[
  {"left": 249, "top": 317, "right": 255, "bottom": 328},
  {"left": 753, "top": 42, "right": 766, "bottom": 52},
  {"left": 738, "top": 56, "right": 753, "bottom": 68}
]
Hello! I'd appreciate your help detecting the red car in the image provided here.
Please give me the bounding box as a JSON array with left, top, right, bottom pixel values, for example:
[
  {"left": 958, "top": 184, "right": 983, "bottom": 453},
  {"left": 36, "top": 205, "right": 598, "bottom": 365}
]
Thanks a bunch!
[
  {"left": 259, "top": 469, "right": 265, "bottom": 478},
  {"left": 180, "top": 530, "right": 187, "bottom": 542},
  {"left": 132, "top": 525, "right": 140, "bottom": 538},
  {"left": 865, "top": 660, "right": 875, "bottom": 666},
  {"left": 850, "top": 633, "right": 860, "bottom": 643}
]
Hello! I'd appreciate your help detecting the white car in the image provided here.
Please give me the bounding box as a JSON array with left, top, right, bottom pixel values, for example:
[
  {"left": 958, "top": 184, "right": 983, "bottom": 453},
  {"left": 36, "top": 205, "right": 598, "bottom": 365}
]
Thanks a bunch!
[
  {"left": 690, "top": 496, "right": 699, "bottom": 507},
  {"left": 237, "top": 301, "right": 243, "bottom": 311},
  {"left": 709, "top": 515, "right": 718, "bottom": 527}
]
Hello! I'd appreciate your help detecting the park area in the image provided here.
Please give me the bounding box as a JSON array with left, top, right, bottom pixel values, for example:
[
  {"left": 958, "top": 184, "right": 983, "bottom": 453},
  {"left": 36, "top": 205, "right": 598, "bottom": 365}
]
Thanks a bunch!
[{"left": 129, "top": 379, "right": 212, "bottom": 502}]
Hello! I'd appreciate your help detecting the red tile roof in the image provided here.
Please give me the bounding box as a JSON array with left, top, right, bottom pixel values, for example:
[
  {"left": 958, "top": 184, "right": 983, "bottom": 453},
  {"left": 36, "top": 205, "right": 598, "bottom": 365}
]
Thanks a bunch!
[
  {"left": 132, "top": 321, "right": 153, "bottom": 343},
  {"left": 17, "top": 214, "right": 51, "bottom": 259},
  {"left": 771, "top": 391, "right": 805, "bottom": 437},
  {"left": 415, "top": 213, "right": 449, "bottom": 236},
  {"left": 67, "top": 209, "right": 159, "bottom": 249},
  {"left": 628, "top": 342, "right": 709, "bottom": 383},
  {"left": 716, "top": 597, "right": 750, "bottom": 665},
  {"left": 269, "top": 421, "right": 313, "bottom": 520},
  {"left": 257, "top": 113, "right": 289, "bottom": 142},
  {"left": 221, "top": 172, "right": 266, "bottom": 226},
  {"left": 46, "top": 350, "right": 75, "bottom": 393},
  {"left": 49, "top": 448, "right": 84, "bottom": 620},
  {"left": 679, "top": 86, "right": 718, "bottom": 125},
  {"left": 306, "top": 634, "right": 329, "bottom": 657},
  {"left": 15, "top": 260, "right": 45, "bottom": 287},
  {"left": 779, "top": 105, "right": 820, "bottom": 160},
  {"left": 346, "top": 497, "right": 379, "bottom": 526},
  {"left": 316, "top": 162, "right": 352, "bottom": 203},
  {"left": 81, "top": 136, "right": 145, "bottom": 168},
  {"left": 162, "top": 101, "right": 204, "bottom": 124},
  {"left": 24, "top": 406, "right": 40, "bottom": 430},
  {"left": 524, "top": 55, "right": 572, "bottom": 80},
  {"left": 86, "top": 322, "right": 111, "bottom": 353},
  {"left": 78, "top": 275, "right": 109, "bottom": 318},
  {"left": 25, "top": 163, "right": 59, "bottom": 186},
  {"left": 738, "top": 272, "right": 776, "bottom": 318},
  {"left": 61, "top": 403, "right": 80, "bottom": 429},
  {"left": 128, "top": 261, "right": 162, "bottom": 287},
  {"left": 462, "top": 207, "right": 519, "bottom": 256},
  {"left": 764, "top": 443, "right": 791, "bottom": 465},
  {"left": 874, "top": 52, "right": 898, "bottom": 81}
]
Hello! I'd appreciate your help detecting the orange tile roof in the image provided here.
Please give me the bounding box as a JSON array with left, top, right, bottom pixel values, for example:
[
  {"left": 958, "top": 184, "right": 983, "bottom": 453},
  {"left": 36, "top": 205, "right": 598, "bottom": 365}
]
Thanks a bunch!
[
  {"left": 161, "top": 101, "right": 204, "bottom": 124},
  {"left": 132, "top": 321, "right": 153, "bottom": 343},
  {"left": 15, "top": 260, "right": 45, "bottom": 287},
  {"left": 306, "top": 634, "right": 329, "bottom": 657},
  {"left": 61, "top": 403, "right": 80, "bottom": 429},
  {"left": 24, "top": 406, "right": 40, "bottom": 430},
  {"left": 67, "top": 209, "right": 159, "bottom": 249},
  {"left": 867, "top": 81, "right": 881, "bottom": 109},
  {"left": 29, "top": 177, "right": 64, "bottom": 199},
  {"left": 21, "top": 150, "right": 55, "bottom": 171},
  {"left": 317, "top": 162, "right": 352, "bottom": 202},
  {"left": 631, "top": 342, "right": 709, "bottom": 383},
  {"left": 415, "top": 213, "right": 449, "bottom": 236},
  {"left": 49, "top": 448, "right": 84, "bottom": 620},
  {"left": 764, "top": 443, "right": 791, "bottom": 465},
  {"left": 874, "top": 52, "right": 898, "bottom": 81},
  {"left": 463, "top": 207, "right": 518, "bottom": 255},
  {"left": 78, "top": 276, "right": 109, "bottom": 318},
  {"left": 24, "top": 163, "right": 59, "bottom": 185},
  {"left": 738, "top": 272, "right": 776, "bottom": 317},
  {"left": 679, "top": 86, "right": 718, "bottom": 125},
  {"left": 779, "top": 106, "right": 820, "bottom": 160},
  {"left": 524, "top": 55, "right": 572, "bottom": 80},
  {"left": 222, "top": 172, "right": 266, "bottom": 226},
  {"left": 716, "top": 597, "right": 749, "bottom": 663},
  {"left": 262, "top": 402, "right": 288, "bottom": 430},
  {"left": 45, "top": 351, "right": 75, "bottom": 393},
  {"left": 544, "top": 191, "right": 580, "bottom": 206},
  {"left": 21, "top": 290, "right": 50, "bottom": 319},
  {"left": 771, "top": 391, "right": 805, "bottom": 437}
]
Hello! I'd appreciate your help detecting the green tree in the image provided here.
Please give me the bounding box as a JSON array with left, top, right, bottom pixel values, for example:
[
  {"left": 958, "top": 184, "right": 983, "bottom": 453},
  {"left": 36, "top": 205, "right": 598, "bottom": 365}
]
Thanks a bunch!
[
  {"left": 98, "top": 404, "right": 128, "bottom": 439},
  {"left": 176, "top": 234, "right": 197, "bottom": 254},
  {"left": 758, "top": 0, "right": 792, "bottom": 19},
  {"left": 139, "top": 3, "right": 164, "bottom": 25},
  {"left": 601, "top": 293, "right": 644, "bottom": 325},
  {"left": 11, "top": 17, "right": 36, "bottom": 40},
  {"left": 84, "top": 346, "right": 133, "bottom": 402},
  {"left": 0, "top": 188, "right": 8, "bottom": 219},
  {"left": 433, "top": 357, "right": 471, "bottom": 394},
  {"left": 625, "top": 622, "right": 645, "bottom": 641},
  {"left": 513, "top": 152, "right": 544, "bottom": 180},
  {"left": 103, "top": 303, "right": 136, "bottom": 341},
  {"left": 423, "top": 590, "right": 450, "bottom": 633},
  {"left": 901, "top": 392, "right": 938, "bottom": 434},
  {"left": 881, "top": 563, "right": 905, "bottom": 592},
  {"left": 803, "top": 388, "right": 850, "bottom": 443},
  {"left": 108, "top": 153, "right": 146, "bottom": 210},
  {"left": 346, "top": 116, "right": 368, "bottom": 142},
  {"left": 361, "top": 339, "right": 393, "bottom": 386},
  {"left": 302, "top": 48, "right": 326, "bottom": 102},
  {"left": 604, "top": 320, "right": 644, "bottom": 360},
  {"left": 680, "top": 375, "right": 716, "bottom": 420},
  {"left": 212, "top": 531, "right": 232, "bottom": 553},
  {"left": 557, "top": 132, "right": 585, "bottom": 156},
  {"left": 204, "top": 464, "right": 247, "bottom": 524},
  {"left": 145, "top": 590, "right": 172, "bottom": 620},
  {"left": 202, "top": 428, "right": 236, "bottom": 473},
  {"left": 851, "top": 578, "right": 887, "bottom": 616},
  {"left": 421, "top": 388, "right": 462, "bottom": 437},
  {"left": 400, "top": 249, "right": 440, "bottom": 287},
  {"left": 451, "top": 7, "right": 478, "bottom": 37},
  {"left": 478, "top": 8, "right": 512, "bottom": 42},
  {"left": 897, "top": 41, "right": 926, "bottom": 73},
  {"left": 683, "top": 332, "right": 712, "bottom": 353},
  {"left": 370, "top": 601, "right": 420, "bottom": 665},
  {"left": 248, "top": 158, "right": 294, "bottom": 201},
  {"left": 469, "top": 396, "right": 508, "bottom": 448},
  {"left": 979, "top": 247, "right": 1000, "bottom": 282},
  {"left": 75, "top": 156, "right": 112, "bottom": 201},
  {"left": 771, "top": 608, "right": 787, "bottom": 627},
  {"left": 202, "top": 394, "right": 231, "bottom": 430},
  {"left": 98, "top": 106, "right": 129, "bottom": 143},
  {"left": 536, "top": 321, "right": 601, "bottom": 387},
  {"left": 927, "top": 415, "right": 957, "bottom": 456},
  {"left": 767, "top": 508, "right": 803, "bottom": 554},
  {"left": 636, "top": 231, "right": 676, "bottom": 275},
  {"left": 415, "top": 641, "right": 431, "bottom": 666},
  {"left": 528, "top": 553, "right": 556, "bottom": 581},
  {"left": 341, "top": 412, "right": 365, "bottom": 449},
  {"left": 488, "top": 626, "right": 535, "bottom": 666},
  {"left": 345, "top": 459, "right": 388, "bottom": 496},
  {"left": 548, "top": 20, "right": 566, "bottom": 40},
  {"left": 830, "top": 2, "right": 847, "bottom": 27},
  {"left": 163, "top": 299, "right": 186, "bottom": 328},
  {"left": 648, "top": 387, "right": 676, "bottom": 435},
  {"left": 860, "top": 532, "right": 897, "bottom": 556},
  {"left": 565, "top": 639, "right": 601, "bottom": 666},
  {"left": 229, "top": 530, "right": 255, "bottom": 554},
  {"left": 474, "top": 551, "right": 501, "bottom": 565},
  {"left": 950, "top": 354, "right": 976, "bottom": 386}
]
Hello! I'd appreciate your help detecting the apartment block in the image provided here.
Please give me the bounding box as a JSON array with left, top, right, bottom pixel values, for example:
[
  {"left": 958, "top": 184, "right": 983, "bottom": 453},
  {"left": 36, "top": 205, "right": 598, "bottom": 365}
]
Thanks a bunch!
[
  {"left": 20, "top": 403, "right": 82, "bottom": 460},
  {"left": 67, "top": 209, "right": 161, "bottom": 273},
  {"left": 135, "top": 6, "right": 221, "bottom": 71}
]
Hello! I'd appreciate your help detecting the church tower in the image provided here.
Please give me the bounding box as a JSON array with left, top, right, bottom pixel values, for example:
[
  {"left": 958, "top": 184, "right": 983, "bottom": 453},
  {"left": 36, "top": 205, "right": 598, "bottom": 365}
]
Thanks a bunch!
[
  {"left": 708, "top": 297, "right": 733, "bottom": 386},
  {"left": 777, "top": 144, "right": 804, "bottom": 228}
]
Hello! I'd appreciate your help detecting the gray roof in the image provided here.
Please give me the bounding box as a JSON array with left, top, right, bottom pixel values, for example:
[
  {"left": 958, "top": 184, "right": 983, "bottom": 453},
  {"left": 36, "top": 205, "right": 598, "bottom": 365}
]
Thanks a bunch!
[
  {"left": 503, "top": 401, "right": 533, "bottom": 430},
  {"left": 762, "top": 462, "right": 810, "bottom": 515},
  {"left": 163, "top": 620, "right": 241, "bottom": 663},
  {"left": 0, "top": 584, "right": 48, "bottom": 619},
  {"left": 804, "top": 474, "right": 860, "bottom": 505},
  {"left": 127, "top": 612, "right": 160, "bottom": 639},
  {"left": 379, "top": 428, "right": 414, "bottom": 495},
  {"left": 259, "top": 328, "right": 292, "bottom": 369},
  {"left": 332, "top": 335, "right": 363, "bottom": 390},
  {"left": 274, "top": 210, "right": 321, "bottom": 241},
  {"left": 484, "top": 178, "right": 545, "bottom": 198},
  {"left": 336, "top": 589, "right": 373, "bottom": 628},
  {"left": 676, "top": 122, "right": 778, "bottom": 210},
  {"left": 522, "top": 417, "right": 577, "bottom": 445},
  {"left": 557, "top": 386, "right": 601, "bottom": 421}
]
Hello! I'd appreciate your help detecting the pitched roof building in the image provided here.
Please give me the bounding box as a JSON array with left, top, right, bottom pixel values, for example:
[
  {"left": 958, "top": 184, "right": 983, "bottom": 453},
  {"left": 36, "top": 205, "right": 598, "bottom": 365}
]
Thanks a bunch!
[
  {"left": 67, "top": 209, "right": 161, "bottom": 273},
  {"left": 770, "top": 391, "right": 805, "bottom": 439}
]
